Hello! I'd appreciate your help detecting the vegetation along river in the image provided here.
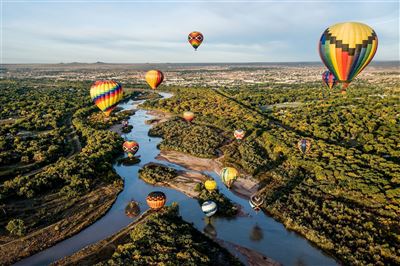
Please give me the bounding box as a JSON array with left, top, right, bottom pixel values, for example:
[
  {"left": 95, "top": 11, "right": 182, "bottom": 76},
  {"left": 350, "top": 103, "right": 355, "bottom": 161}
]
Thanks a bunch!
[{"left": 15, "top": 92, "right": 338, "bottom": 266}]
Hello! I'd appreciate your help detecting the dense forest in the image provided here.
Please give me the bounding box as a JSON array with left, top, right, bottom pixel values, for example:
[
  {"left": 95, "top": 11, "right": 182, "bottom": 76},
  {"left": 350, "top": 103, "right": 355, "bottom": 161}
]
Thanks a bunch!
[
  {"left": 0, "top": 79, "right": 146, "bottom": 262},
  {"left": 141, "top": 79, "right": 400, "bottom": 265}
]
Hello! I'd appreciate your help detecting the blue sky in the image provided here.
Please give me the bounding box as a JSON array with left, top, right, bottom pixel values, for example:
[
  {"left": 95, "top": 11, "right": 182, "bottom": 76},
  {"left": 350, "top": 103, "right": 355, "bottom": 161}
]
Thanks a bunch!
[{"left": 2, "top": 0, "right": 399, "bottom": 63}]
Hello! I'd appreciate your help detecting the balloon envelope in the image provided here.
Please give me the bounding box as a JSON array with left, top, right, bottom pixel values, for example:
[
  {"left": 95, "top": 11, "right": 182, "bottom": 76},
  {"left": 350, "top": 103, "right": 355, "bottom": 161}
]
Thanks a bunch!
[
  {"left": 234, "top": 129, "right": 245, "bottom": 140},
  {"left": 183, "top": 111, "right": 195, "bottom": 122},
  {"left": 145, "top": 70, "right": 164, "bottom": 89},
  {"left": 220, "top": 167, "right": 238, "bottom": 189},
  {"left": 146, "top": 191, "right": 166, "bottom": 210},
  {"left": 319, "top": 22, "right": 378, "bottom": 90},
  {"left": 204, "top": 179, "right": 217, "bottom": 192},
  {"left": 249, "top": 194, "right": 264, "bottom": 211},
  {"left": 322, "top": 70, "right": 337, "bottom": 90},
  {"left": 90, "top": 80, "right": 123, "bottom": 116},
  {"left": 188, "top": 31, "right": 204, "bottom": 50},
  {"left": 298, "top": 139, "right": 311, "bottom": 155},
  {"left": 201, "top": 200, "right": 217, "bottom": 217},
  {"left": 123, "top": 141, "right": 139, "bottom": 158}
]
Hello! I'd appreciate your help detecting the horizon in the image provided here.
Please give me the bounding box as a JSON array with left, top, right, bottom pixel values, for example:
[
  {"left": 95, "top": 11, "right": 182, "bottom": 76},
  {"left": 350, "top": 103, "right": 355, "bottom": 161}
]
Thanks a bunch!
[{"left": 2, "top": 60, "right": 399, "bottom": 65}]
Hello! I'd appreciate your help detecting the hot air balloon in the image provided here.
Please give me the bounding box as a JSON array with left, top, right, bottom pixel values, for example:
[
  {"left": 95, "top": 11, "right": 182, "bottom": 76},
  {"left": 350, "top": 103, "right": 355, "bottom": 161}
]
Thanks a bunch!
[
  {"left": 220, "top": 167, "right": 238, "bottom": 189},
  {"left": 188, "top": 31, "right": 204, "bottom": 50},
  {"left": 204, "top": 179, "right": 217, "bottom": 193},
  {"left": 201, "top": 200, "right": 217, "bottom": 217},
  {"left": 322, "top": 70, "right": 337, "bottom": 90},
  {"left": 145, "top": 70, "right": 164, "bottom": 89},
  {"left": 298, "top": 139, "right": 311, "bottom": 155},
  {"left": 146, "top": 191, "right": 166, "bottom": 210},
  {"left": 90, "top": 80, "right": 123, "bottom": 117},
  {"left": 319, "top": 22, "right": 378, "bottom": 93},
  {"left": 123, "top": 140, "right": 139, "bottom": 158},
  {"left": 249, "top": 194, "right": 264, "bottom": 212},
  {"left": 183, "top": 111, "right": 195, "bottom": 122},
  {"left": 234, "top": 129, "right": 245, "bottom": 140},
  {"left": 125, "top": 201, "right": 140, "bottom": 218}
]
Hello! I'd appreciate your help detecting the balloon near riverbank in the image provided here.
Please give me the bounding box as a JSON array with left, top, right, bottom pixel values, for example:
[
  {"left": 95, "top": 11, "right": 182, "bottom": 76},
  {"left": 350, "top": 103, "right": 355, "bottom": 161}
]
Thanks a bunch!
[
  {"left": 201, "top": 200, "right": 217, "bottom": 217},
  {"left": 145, "top": 70, "right": 164, "bottom": 89},
  {"left": 319, "top": 22, "right": 378, "bottom": 93},
  {"left": 146, "top": 191, "right": 166, "bottom": 210},
  {"left": 90, "top": 80, "right": 123, "bottom": 117},
  {"left": 188, "top": 31, "right": 204, "bottom": 50},
  {"left": 298, "top": 139, "right": 312, "bottom": 155},
  {"left": 249, "top": 194, "right": 264, "bottom": 212},
  {"left": 234, "top": 129, "right": 245, "bottom": 140},
  {"left": 183, "top": 111, "right": 195, "bottom": 122},
  {"left": 123, "top": 140, "right": 139, "bottom": 158},
  {"left": 220, "top": 167, "right": 238, "bottom": 189},
  {"left": 204, "top": 179, "right": 217, "bottom": 193}
]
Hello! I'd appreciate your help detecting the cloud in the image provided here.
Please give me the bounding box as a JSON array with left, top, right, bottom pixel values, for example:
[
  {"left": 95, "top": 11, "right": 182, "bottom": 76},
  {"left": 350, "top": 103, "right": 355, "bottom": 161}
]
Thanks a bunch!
[{"left": 2, "top": 1, "right": 399, "bottom": 63}]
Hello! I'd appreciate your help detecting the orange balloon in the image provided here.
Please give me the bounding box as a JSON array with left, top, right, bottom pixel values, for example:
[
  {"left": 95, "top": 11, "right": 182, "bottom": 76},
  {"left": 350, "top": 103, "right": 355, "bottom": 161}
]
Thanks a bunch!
[{"left": 146, "top": 191, "right": 166, "bottom": 210}]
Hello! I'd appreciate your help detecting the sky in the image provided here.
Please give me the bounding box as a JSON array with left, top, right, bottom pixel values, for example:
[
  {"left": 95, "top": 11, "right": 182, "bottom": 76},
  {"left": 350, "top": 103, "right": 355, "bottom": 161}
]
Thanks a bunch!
[{"left": 1, "top": 0, "right": 399, "bottom": 63}]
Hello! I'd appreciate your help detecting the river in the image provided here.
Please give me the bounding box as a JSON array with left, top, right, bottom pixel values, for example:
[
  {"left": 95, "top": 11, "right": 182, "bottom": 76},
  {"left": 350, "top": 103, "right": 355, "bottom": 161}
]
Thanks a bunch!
[{"left": 15, "top": 92, "right": 337, "bottom": 266}]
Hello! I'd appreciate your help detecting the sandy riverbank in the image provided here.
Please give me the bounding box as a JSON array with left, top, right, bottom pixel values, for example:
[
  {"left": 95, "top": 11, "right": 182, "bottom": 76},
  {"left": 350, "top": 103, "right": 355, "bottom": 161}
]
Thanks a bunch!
[{"left": 156, "top": 150, "right": 259, "bottom": 199}]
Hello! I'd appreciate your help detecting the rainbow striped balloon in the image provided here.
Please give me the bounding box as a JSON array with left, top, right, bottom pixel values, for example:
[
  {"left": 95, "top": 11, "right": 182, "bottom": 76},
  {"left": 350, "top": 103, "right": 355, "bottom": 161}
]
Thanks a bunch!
[
  {"left": 90, "top": 80, "right": 123, "bottom": 116},
  {"left": 319, "top": 22, "right": 378, "bottom": 91}
]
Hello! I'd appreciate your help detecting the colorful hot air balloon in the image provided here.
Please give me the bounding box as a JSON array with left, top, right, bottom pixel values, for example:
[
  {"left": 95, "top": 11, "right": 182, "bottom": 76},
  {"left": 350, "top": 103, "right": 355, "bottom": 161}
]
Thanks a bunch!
[
  {"left": 183, "top": 111, "right": 195, "bottom": 122},
  {"left": 145, "top": 70, "right": 164, "bottom": 89},
  {"left": 123, "top": 140, "right": 139, "bottom": 158},
  {"left": 220, "top": 167, "right": 238, "bottom": 189},
  {"left": 319, "top": 22, "right": 378, "bottom": 93},
  {"left": 146, "top": 191, "right": 166, "bottom": 210},
  {"left": 249, "top": 194, "right": 264, "bottom": 212},
  {"left": 322, "top": 70, "right": 337, "bottom": 90},
  {"left": 298, "top": 139, "right": 311, "bottom": 155},
  {"left": 234, "top": 129, "right": 245, "bottom": 140},
  {"left": 204, "top": 179, "right": 217, "bottom": 193},
  {"left": 188, "top": 31, "right": 204, "bottom": 50},
  {"left": 201, "top": 200, "right": 217, "bottom": 217},
  {"left": 90, "top": 80, "right": 123, "bottom": 117}
]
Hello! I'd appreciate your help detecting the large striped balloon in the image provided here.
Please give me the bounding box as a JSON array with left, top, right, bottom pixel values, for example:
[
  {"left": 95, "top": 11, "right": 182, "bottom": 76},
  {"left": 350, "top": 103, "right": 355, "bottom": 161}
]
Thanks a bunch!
[
  {"left": 220, "top": 167, "right": 238, "bottom": 189},
  {"left": 322, "top": 70, "right": 337, "bottom": 90},
  {"left": 90, "top": 80, "right": 123, "bottom": 117},
  {"left": 188, "top": 31, "right": 204, "bottom": 50},
  {"left": 145, "top": 70, "right": 164, "bottom": 89},
  {"left": 201, "top": 200, "right": 217, "bottom": 217},
  {"left": 319, "top": 22, "right": 378, "bottom": 91}
]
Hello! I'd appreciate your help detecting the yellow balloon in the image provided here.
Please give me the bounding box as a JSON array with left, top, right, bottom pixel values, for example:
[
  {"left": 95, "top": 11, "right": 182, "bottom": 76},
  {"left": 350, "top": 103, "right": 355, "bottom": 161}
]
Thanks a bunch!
[
  {"left": 204, "top": 179, "right": 217, "bottom": 192},
  {"left": 145, "top": 70, "right": 164, "bottom": 89}
]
